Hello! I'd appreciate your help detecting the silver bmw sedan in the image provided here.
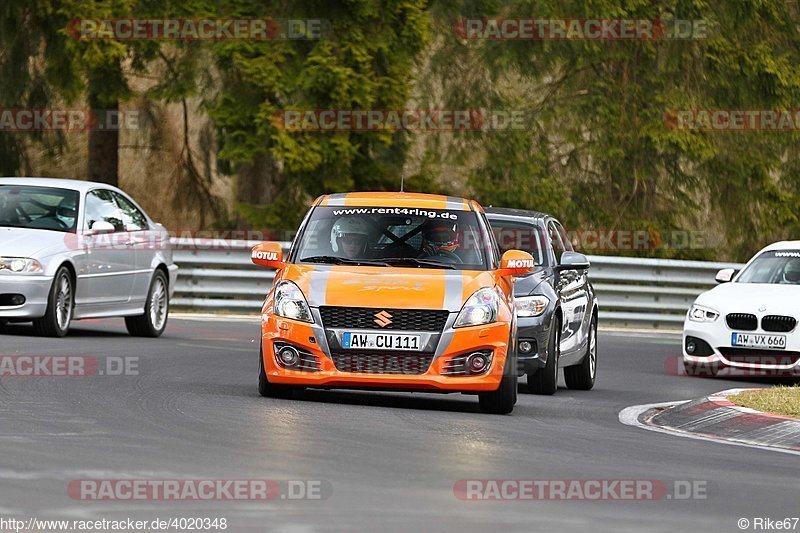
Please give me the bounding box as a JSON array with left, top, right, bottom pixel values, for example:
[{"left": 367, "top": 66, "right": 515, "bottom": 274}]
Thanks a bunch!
[{"left": 0, "top": 177, "right": 177, "bottom": 337}]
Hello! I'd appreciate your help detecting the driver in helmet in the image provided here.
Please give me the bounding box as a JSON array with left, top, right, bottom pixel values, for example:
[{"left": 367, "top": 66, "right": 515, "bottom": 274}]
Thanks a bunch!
[
  {"left": 419, "top": 221, "right": 460, "bottom": 259},
  {"left": 331, "top": 217, "right": 371, "bottom": 258},
  {"left": 55, "top": 197, "right": 77, "bottom": 230},
  {"left": 780, "top": 258, "right": 800, "bottom": 284}
]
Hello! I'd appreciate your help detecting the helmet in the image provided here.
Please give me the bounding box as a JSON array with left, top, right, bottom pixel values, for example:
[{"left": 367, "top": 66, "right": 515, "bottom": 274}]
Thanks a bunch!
[
  {"left": 782, "top": 258, "right": 800, "bottom": 283},
  {"left": 422, "top": 222, "right": 459, "bottom": 255},
  {"left": 56, "top": 197, "right": 77, "bottom": 229},
  {"left": 331, "top": 217, "right": 370, "bottom": 255}
]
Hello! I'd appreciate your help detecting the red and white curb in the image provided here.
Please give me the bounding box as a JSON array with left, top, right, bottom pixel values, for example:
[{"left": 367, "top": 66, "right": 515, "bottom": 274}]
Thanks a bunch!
[{"left": 619, "top": 388, "right": 800, "bottom": 456}]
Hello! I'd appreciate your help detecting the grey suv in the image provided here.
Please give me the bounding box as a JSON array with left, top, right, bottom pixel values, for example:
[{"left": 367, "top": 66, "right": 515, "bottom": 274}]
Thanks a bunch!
[{"left": 485, "top": 208, "right": 598, "bottom": 394}]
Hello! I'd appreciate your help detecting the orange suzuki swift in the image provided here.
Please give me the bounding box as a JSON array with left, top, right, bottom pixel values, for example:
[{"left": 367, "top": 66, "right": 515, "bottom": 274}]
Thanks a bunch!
[{"left": 251, "top": 192, "right": 534, "bottom": 414}]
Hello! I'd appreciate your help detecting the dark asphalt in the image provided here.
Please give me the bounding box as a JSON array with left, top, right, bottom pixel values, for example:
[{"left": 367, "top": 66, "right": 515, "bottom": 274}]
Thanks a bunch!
[{"left": 0, "top": 317, "right": 797, "bottom": 533}]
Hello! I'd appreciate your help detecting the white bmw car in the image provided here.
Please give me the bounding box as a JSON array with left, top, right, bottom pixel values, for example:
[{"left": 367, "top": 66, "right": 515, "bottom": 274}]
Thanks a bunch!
[{"left": 683, "top": 240, "right": 800, "bottom": 376}]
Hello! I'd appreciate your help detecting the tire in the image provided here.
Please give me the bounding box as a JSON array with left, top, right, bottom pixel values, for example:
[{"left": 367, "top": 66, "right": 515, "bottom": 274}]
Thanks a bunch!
[
  {"left": 32, "top": 266, "right": 73, "bottom": 337},
  {"left": 0, "top": 319, "right": 8, "bottom": 331},
  {"left": 478, "top": 336, "right": 517, "bottom": 414},
  {"left": 528, "top": 317, "right": 560, "bottom": 395},
  {"left": 125, "top": 270, "right": 169, "bottom": 337},
  {"left": 565, "top": 313, "right": 597, "bottom": 390},
  {"left": 258, "top": 346, "right": 295, "bottom": 399}
]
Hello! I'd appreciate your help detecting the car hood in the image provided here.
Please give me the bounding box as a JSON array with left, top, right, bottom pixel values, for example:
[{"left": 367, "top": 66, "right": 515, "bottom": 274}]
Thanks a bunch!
[
  {"left": 512, "top": 268, "right": 550, "bottom": 296},
  {"left": 695, "top": 282, "right": 800, "bottom": 316},
  {"left": 0, "top": 227, "right": 69, "bottom": 258},
  {"left": 281, "top": 264, "right": 499, "bottom": 312}
]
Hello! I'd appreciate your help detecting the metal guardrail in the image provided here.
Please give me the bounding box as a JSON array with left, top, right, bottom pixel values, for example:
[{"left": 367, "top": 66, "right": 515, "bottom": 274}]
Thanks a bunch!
[{"left": 171, "top": 238, "right": 745, "bottom": 329}]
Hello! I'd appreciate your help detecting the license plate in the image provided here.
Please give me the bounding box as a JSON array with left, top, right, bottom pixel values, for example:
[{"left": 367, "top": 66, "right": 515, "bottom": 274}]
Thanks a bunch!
[
  {"left": 731, "top": 332, "right": 786, "bottom": 350},
  {"left": 342, "top": 332, "right": 420, "bottom": 351}
]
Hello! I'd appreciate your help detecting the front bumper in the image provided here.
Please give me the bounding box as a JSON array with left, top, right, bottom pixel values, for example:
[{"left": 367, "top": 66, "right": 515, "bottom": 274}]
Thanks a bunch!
[
  {"left": 515, "top": 314, "right": 552, "bottom": 375},
  {"left": 261, "top": 313, "right": 511, "bottom": 393},
  {"left": 683, "top": 317, "right": 800, "bottom": 373},
  {"left": 0, "top": 274, "right": 53, "bottom": 319}
]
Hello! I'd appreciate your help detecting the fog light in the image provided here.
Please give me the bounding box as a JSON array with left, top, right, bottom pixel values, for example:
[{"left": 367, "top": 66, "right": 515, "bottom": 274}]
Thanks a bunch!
[
  {"left": 519, "top": 341, "right": 533, "bottom": 354},
  {"left": 686, "top": 340, "right": 696, "bottom": 354},
  {"left": 466, "top": 353, "right": 489, "bottom": 374},
  {"left": 278, "top": 346, "right": 300, "bottom": 367}
]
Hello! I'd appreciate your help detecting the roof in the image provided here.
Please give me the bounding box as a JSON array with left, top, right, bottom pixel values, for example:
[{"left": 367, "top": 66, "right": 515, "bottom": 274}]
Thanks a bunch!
[
  {"left": 316, "top": 192, "right": 476, "bottom": 211},
  {"left": 763, "top": 241, "right": 800, "bottom": 251},
  {"left": 484, "top": 206, "right": 551, "bottom": 221},
  {"left": 0, "top": 177, "right": 122, "bottom": 194}
]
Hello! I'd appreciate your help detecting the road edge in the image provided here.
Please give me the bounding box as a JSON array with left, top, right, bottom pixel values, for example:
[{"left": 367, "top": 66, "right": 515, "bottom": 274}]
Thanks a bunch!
[{"left": 619, "top": 390, "right": 800, "bottom": 457}]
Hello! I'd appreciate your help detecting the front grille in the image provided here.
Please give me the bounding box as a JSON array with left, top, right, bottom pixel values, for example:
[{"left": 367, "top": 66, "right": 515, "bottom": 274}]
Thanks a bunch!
[
  {"left": 718, "top": 347, "right": 800, "bottom": 366},
  {"left": 320, "top": 306, "right": 449, "bottom": 331},
  {"left": 726, "top": 313, "right": 757, "bottom": 331},
  {"left": 761, "top": 315, "right": 797, "bottom": 333},
  {"left": 331, "top": 352, "right": 434, "bottom": 375}
]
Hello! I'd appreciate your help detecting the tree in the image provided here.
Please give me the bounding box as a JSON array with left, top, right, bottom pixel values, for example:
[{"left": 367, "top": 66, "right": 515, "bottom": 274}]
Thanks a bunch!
[{"left": 210, "top": 0, "right": 430, "bottom": 230}]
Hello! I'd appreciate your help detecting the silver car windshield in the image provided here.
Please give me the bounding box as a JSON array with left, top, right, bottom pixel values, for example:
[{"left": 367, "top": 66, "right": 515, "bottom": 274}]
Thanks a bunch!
[
  {"left": 0, "top": 185, "right": 80, "bottom": 233},
  {"left": 737, "top": 250, "right": 800, "bottom": 285}
]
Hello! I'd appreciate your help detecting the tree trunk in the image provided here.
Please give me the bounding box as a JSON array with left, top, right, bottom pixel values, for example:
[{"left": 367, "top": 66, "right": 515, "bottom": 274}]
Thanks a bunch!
[
  {"left": 236, "top": 153, "right": 276, "bottom": 205},
  {"left": 87, "top": 62, "right": 123, "bottom": 186}
]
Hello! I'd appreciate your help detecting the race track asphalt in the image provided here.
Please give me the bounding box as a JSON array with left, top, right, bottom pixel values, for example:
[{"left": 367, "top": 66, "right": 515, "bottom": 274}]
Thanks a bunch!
[{"left": 0, "top": 317, "right": 796, "bottom": 533}]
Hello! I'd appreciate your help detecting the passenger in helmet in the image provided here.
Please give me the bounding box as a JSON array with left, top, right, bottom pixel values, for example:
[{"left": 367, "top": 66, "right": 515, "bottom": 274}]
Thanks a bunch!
[
  {"left": 331, "top": 217, "right": 371, "bottom": 258},
  {"left": 780, "top": 258, "right": 800, "bottom": 284},
  {"left": 419, "top": 221, "right": 460, "bottom": 258},
  {"left": 55, "top": 197, "right": 78, "bottom": 230}
]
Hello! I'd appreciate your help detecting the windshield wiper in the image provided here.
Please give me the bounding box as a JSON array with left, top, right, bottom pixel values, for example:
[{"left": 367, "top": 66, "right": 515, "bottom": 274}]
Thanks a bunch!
[
  {"left": 381, "top": 257, "right": 457, "bottom": 270},
  {"left": 301, "top": 255, "right": 390, "bottom": 267}
]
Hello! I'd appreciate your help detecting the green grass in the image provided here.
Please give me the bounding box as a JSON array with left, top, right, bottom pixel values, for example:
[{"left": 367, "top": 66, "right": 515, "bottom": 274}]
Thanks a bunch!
[{"left": 728, "top": 386, "right": 800, "bottom": 418}]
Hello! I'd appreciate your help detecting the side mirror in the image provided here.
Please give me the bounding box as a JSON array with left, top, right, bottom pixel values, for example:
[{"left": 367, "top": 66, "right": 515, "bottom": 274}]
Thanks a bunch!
[
  {"left": 557, "top": 251, "right": 590, "bottom": 270},
  {"left": 251, "top": 242, "right": 285, "bottom": 269},
  {"left": 715, "top": 268, "right": 736, "bottom": 283},
  {"left": 499, "top": 250, "right": 535, "bottom": 276},
  {"left": 87, "top": 220, "right": 116, "bottom": 235}
]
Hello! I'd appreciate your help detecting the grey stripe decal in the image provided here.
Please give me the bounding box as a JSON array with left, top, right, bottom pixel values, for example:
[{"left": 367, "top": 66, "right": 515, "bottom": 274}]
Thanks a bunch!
[
  {"left": 326, "top": 193, "right": 347, "bottom": 206},
  {"left": 443, "top": 270, "right": 464, "bottom": 312},
  {"left": 307, "top": 267, "right": 332, "bottom": 307},
  {"left": 434, "top": 314, "right": 458, "bottom": 360},
  {"left": 445, "top": 196, "right": 466, "bottom": 210},
  {"left": 309, "top": 308, "right": 331, "bottom": 357}
]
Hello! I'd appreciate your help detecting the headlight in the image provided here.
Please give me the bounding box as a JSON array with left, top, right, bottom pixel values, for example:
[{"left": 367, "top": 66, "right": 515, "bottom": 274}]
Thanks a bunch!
[
  {"left": 273, "top": 281, "right": 314, "bottom": 323},
  {"left": 454, "top": 287, "right": 499, "bottom": 328},
  {"left": 0, "top": 257, "right": 43, "bottom": 273},
  {"left": 515, "top": 295, "right": 550, "bottom": 317},
  {"left": 688, "top": 304, "right": 719, "bottom": 322}
]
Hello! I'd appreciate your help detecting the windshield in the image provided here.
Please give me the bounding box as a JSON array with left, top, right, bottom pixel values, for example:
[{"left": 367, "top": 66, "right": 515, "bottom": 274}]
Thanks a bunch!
[
  {"left": 293, "top": 206, "right": 493, "bottom": 270},
  {"left": 0, "top": 185, "right": 80, "bottom": 233},
  {"left": 737, "top": 250, "right": 800, "bottom": 284},
  {"left": 487, "top": 218, "right": 547, "bottom": 266}
]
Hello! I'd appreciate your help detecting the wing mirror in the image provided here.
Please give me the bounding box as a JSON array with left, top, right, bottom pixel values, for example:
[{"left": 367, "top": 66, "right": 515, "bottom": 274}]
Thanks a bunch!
[
  {"left": 499, "top": 250, "right": 535, "bottom": 276},
  {"left": 557, "top": 251, "right": 590, "bottom": 270},
  {"left": 86, "top": 221, "right": 116, "bottom": 235},
  {"left": 251, "top": 242, "right": 286, "bottom": 269},
  {"left": 715, "top": 268, "right": 736, "bottom": 283}
]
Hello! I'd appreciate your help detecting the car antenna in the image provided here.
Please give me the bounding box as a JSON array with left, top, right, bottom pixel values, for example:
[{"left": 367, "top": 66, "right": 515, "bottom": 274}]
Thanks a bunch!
[{"left": 400, "top": 175, "right": 404, "bottom": 192}]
